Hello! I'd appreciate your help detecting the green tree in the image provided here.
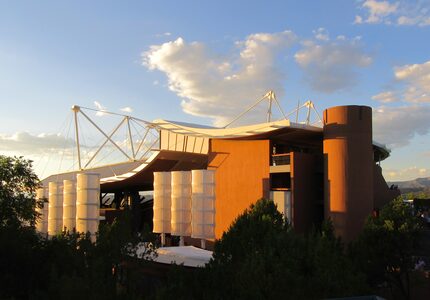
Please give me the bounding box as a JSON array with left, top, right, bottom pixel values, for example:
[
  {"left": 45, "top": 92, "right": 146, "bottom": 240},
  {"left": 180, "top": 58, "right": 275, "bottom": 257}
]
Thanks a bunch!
[
  {"left": 0, "top": 155, "right": 157, "bottom": 299},
  {"left": 352, "top": 197, "right": 423, "bottom": 300},
  {"left": 158, "top": 199, "right": 367, "bottom": 299},
  {"left": 0, "top": 155, "right": 40, "bottom": 228}
]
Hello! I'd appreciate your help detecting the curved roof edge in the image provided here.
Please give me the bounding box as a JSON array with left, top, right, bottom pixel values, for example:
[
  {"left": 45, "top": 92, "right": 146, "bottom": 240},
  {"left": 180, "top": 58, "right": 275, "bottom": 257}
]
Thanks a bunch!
[
  {"left": 152, "top": 118, "right": 322, "bottom": 138},
  {"left": 373, "top": 141, "right": 391, "bottom": 161}
]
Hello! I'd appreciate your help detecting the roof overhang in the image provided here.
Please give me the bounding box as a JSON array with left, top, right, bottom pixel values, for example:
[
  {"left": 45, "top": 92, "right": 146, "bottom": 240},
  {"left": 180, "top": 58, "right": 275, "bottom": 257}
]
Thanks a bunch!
[{"left": 42, "top": 150, "right": 208, "bottom": 193}]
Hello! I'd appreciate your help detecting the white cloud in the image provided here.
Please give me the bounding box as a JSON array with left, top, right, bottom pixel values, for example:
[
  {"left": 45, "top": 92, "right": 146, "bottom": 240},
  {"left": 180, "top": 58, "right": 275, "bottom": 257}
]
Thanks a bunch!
[
  {"left": 294, "top": 36, "right": 372, "bottom": 93},
  {"left": 313, "top": 27, "right": 329, "bottom": 41},
  {"left": 372, "top": 91, "right": 399, "bottom": 103},
  {"left": 363, "top": 0, "right": 399, "bottom": 23},
  {"left": 372, "top": 60, "right": 430, "bottom": 150},
  {"left": 143, "top": 31, "right": 297, "bottom": 126},
  {"left": 94, "top": 101, "right": 107, "bottom": 116},
  {"left": 355, "top": 0, "right": 430, "bottom": 26},
  {"left": 373, "top": 105, "right": 430, "bottom": 147},
  {"left": 384, "top": 166, "right": 430, "bottom": 181},
  {"left": 354, "top": 15, "right": 364, "bottom": 24},
  {"left": 120, "top": 106, "right": 133, "bottom": 113},
  {"left": 0, "top": 132, "right": 75, "bottom": 154},
  {"left": 372, "top": 60, "right": 430, "bottom": 104},
  {"left": 156, "top": 32, "right": 172, "bottom": 37},
  {"left": 394, "top": 60, "right": 430, "bottom": 103}
]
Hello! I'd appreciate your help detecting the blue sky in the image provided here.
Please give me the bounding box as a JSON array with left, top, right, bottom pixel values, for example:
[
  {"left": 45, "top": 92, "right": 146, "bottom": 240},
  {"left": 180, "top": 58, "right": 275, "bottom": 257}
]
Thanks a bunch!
[{"left": 0, "top": 0, "right": 429, "bottom": 181}]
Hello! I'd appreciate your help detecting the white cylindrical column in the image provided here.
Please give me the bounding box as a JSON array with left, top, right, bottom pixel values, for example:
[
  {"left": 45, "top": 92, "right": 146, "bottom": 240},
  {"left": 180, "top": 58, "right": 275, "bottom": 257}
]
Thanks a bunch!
[
  {"left": 191, "top": 170, "right": 215, "bottom": 245},
  {"left": 48, "top": 182, "right": 63, "bottom": 236},
  {"left": 63, "top": 179, "right": 76, "bottom": 232},
  {"left": 153, "top": 172, "right": 171, "bottom": 245},
  {"left": 76, "top": 173, "right": 100, "bottom": 238},
  {"left": 171, "top": 171, "right": 192, "bottom": 242},
  {"left": 36, "top": 187, "right": 48, "bottom": 234}
]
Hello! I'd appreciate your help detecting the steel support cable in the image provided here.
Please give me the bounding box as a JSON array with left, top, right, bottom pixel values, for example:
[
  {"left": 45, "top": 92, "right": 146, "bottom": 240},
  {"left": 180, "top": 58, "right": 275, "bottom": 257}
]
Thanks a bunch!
[
  {"left": 222, "top": 93, "right": 270, "bottom": 128},
  {"left": 126, "top": 117, "right": 136, "bottom": 160},
  {"left": 272, "top": 95, "right": 288, "bottom": 120},
  {"left": 54, "top": 114, "right": 73, "bottom": 182},
  {"left": 78, "top": 105, "right": 153, "bottom": 126},
  {"left": 90, "top": 140, "right": 119, "bottom": 168},
  {"left": 38, "top": 111, "right": 72, "bottom": 178},
  {"left": 40, "top": 150, "right": 53, "bottom": 180},
  {"left": 139, "top": 137, "right": 160, "bottom": 160},
  {"left": 283, "top": 102, "right": 311, "bottom": 120},
  {"left": 78, "top": 116, "right": 89, "bottom": 169},
  {"left": 78, "top": 106, "right": 152, "bottom": 163},
  {"left": 78, "top": 114, "right": 106, "bottom": 168},
  {"left": 79, "top": 110, "right": 132, "bottom": 161},
  {"left": 57, "top": 112, "right": 73, "bottom": 174},
  {"left": 135, "top": 127, "right": 151, "bottom": 157},
  {"left": 312, "top": 103, "right": 323, "bottom": 123},
  {"left": 129, "top": 119, "right": 147, "bottom": 157},
  {"left": 131, "top": 119, "right": 160, "bottom": 139},
  {"left": 83, "top": 117, "right": 127, "bottom": 169}
]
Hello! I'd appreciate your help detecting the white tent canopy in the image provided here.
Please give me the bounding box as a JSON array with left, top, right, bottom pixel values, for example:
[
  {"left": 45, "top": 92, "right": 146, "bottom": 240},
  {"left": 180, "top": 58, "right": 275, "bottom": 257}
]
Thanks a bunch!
[{"left": 153, "top": 246, "right": 213, "bottom": 267}]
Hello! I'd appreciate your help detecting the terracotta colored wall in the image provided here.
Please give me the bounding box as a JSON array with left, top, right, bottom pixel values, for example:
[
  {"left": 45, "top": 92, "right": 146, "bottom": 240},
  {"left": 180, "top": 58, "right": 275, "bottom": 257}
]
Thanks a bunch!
[
  {"left": 208, "top": 139, "right": 270, "bottom": 239},
  {"left": 373, "top": 164, "right": 400, "bottom": 209},
  {"left": 291, "top": 152, "right": 318, "bottom": 233},
  {"left": 323, "top": 106, "right": 374, "bottom": 242}
]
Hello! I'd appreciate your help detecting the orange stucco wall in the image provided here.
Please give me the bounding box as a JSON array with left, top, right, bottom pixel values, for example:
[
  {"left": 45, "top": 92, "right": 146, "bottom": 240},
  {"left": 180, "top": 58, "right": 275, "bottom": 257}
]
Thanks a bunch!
[
  {"left": 208, "top": 139, "right": 270, "bottom": 239},
  {"left": 323, "top": 105, "right": 374, "bottom": 242}
]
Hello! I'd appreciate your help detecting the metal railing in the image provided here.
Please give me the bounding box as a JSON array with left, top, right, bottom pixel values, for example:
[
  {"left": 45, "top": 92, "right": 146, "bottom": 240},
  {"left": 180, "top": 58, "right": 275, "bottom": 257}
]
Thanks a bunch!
[{"left": 272, "top": 153, "right": 290, "bottom": 166}]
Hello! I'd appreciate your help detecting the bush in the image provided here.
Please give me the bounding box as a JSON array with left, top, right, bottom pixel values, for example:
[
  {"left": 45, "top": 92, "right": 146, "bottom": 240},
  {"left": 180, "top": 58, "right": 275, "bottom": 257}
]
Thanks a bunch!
[
  {"left": 352, "top": 197, "right": 424, "bottom": 300},
  {"left": 158, "top": 199, "right": 368, "bottom": 299}
]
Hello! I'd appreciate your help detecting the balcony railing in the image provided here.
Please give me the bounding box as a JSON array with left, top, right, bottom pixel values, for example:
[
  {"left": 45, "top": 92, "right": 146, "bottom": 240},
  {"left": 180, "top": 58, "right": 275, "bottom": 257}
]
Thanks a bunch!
[{"left": 271, "top": 153, "right": 290, "bottom": 166}]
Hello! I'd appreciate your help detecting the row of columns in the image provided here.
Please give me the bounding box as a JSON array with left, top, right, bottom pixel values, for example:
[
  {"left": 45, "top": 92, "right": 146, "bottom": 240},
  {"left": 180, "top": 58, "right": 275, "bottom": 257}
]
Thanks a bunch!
[
  {"left": 153, "top": 170, "right": 215, "bottom": 248},
  {"left": 35, "top": 173, "right": 101, "bottom": 238}
]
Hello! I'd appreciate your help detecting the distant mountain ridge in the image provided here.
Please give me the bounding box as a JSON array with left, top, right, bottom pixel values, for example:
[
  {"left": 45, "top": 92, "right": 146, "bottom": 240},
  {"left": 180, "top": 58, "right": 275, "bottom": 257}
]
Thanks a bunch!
[{"left": 388, "top": 177, "right": 430, "bottom": 195}]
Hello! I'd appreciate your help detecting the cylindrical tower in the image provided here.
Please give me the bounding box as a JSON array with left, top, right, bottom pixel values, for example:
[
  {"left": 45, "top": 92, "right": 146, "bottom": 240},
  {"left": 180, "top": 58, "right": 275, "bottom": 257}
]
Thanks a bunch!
[
  {"left": 76, "top": 173, "right": 100, "bottom": 239},
  {"left": 48, "top": 182, "right": 63, "bottom": 236},
  {"left": 191, "top": 170, "right": 215, "bottom": 242},
  {"left": 153, "top": 172, "right": 172, "bottom": 244},
  {"left": 63, "top": 179, "right": 77, "bottom": 232},
  {"left": 323, "top": 105, "right": 374, "bottom": 242},
  {"left": 171, "top": 171, "right": 192, "bottom": 243}
]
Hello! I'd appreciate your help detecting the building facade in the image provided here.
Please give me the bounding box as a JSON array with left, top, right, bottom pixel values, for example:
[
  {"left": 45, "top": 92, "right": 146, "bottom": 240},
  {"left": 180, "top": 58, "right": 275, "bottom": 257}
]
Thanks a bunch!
[{"left": 41, "top": 105, "right": 399, "bottom": 242}]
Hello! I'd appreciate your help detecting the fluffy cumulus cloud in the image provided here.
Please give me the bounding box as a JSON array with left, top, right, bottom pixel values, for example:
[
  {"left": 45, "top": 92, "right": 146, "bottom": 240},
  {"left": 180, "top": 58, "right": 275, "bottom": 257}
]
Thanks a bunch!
[
  {"left": 142, "top": 31, "right": 296, "bottom": 126},
  {"left": 384, "top": 166, "right": 430, "bottom": 181},
  {"left": 372, "top": 91, "right": 399, "bottom": 103},
  {"left": 0, "top": 132, "right": 75, "bottom": 154},
  {"left": 394, "top": 60, "right": 430, "bottom": 103},
  {"left": 120, "top": 106, "right": 133, "bottom": 113},
  {"left": 372, "top": 60, "right": 430, "bottom": 105},
  {"left": 371, "top": 60, "right": 430, "bottom": 148},
  {"left": 355, "top": 0, "right": 430, "bottom": 26},
  {"left": 294, "top": 35, "right": 372, "bottom": 93},
  {"left": 373, "top": 105, "right": 430, "bottom": 147},
  {"left": 356, "top": 0, "right": 399, "bottom": 24}
]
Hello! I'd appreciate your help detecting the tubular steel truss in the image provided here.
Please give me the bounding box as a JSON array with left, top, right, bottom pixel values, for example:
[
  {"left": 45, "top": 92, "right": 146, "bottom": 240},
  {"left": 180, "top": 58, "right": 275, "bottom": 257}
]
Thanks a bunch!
[
  {"left": 71, "top": 92, "right": 321, "bottom": 170},
  {"left": 71, "top": 105, "right": 159, "bottom": 170},
  {"left": 223, "top": 90, "right": 322, "bottom": 128}
]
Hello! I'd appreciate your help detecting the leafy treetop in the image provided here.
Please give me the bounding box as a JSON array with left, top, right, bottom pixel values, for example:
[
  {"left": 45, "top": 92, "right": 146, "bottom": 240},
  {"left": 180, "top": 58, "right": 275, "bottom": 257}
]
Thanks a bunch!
[{"left": 0, "top": 155, "right": 40, "bottom": 228}]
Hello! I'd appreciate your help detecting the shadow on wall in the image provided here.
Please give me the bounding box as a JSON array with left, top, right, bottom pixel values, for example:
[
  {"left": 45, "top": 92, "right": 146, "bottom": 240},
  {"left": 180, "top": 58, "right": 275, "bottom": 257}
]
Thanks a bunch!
[
  {"left": 262, "top": 178, "right": 270, "bottom": 199},
  {"left": 207, "top": 152, "right": 230, "bottom": 169}
]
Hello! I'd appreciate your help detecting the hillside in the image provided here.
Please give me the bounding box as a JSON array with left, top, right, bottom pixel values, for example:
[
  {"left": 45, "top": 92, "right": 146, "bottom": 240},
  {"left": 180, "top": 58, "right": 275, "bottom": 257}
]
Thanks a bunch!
[{"left": 388, "top": 177, "right": 430, "bottom": 196}]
